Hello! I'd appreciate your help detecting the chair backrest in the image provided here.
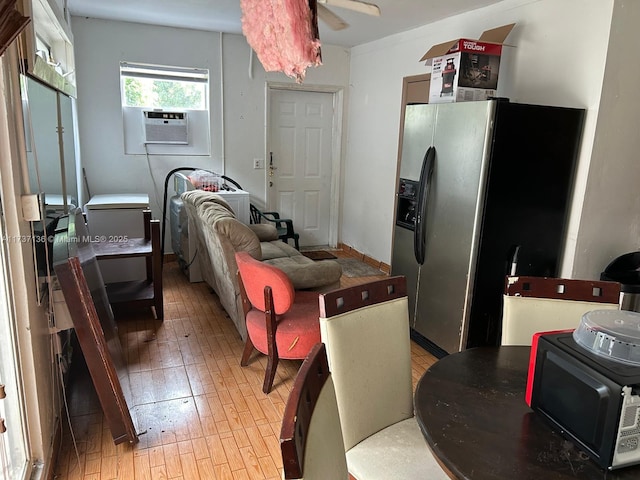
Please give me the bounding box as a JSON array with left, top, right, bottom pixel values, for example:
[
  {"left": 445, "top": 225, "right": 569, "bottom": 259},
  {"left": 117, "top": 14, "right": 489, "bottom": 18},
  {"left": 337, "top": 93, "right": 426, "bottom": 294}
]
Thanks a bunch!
[
  {"left": 280, "top": 343, "right": 348, "bottom": 480},
  {"left": 235, "top": 251, "right": 295, "bottom": 314},
  {"left": 501, "top": 275, "right": 621, "bottom": 346},
  {"left": 318, "top": 276, "right": 413, "bottom": 451},
  {"left": 249, "top": 203, "right": 261, "bottom": 224}
]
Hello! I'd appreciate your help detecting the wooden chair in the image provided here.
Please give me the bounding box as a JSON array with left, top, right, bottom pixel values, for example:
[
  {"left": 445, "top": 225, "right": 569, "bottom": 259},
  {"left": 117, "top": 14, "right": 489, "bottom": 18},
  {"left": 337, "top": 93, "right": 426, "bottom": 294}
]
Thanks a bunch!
[
  {"left": 501, "top": 275, "right": 621, "bottom": 346},
  {"left": 235, "top": 251, "right": 320, "bottom": 393},
  {"left": 250, "top": 203, "right": 300, "bottom": 250},
  {"left": 319, "top": 276, "right": 449, "bottom": 480},
  {"left": 280, "top": 343, "right": 349, "bottom": 480}
]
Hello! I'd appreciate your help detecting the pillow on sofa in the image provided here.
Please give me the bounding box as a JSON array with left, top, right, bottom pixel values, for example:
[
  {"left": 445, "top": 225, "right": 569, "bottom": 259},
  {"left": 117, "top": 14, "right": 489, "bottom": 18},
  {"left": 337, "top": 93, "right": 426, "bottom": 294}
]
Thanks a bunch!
[
  {"left": 198, "top": 202, "right": 263, "bottom": 260},
  {"left": 214, "top": 217, "right": 262, "bottom": 260}
]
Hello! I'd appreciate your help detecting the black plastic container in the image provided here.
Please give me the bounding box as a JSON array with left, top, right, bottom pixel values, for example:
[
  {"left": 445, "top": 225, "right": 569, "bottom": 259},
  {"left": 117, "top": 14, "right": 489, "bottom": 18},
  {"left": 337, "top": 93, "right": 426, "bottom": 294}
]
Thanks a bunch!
[{"left": 601, "top": 251, "right": 640, "bottom": 312}]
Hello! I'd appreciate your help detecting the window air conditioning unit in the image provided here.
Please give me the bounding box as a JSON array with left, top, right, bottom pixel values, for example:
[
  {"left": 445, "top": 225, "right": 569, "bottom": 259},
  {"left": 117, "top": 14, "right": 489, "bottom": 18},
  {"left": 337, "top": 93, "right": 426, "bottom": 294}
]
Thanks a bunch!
[{"left": 143, "top": 110, "right": 189, "bottom": 144}]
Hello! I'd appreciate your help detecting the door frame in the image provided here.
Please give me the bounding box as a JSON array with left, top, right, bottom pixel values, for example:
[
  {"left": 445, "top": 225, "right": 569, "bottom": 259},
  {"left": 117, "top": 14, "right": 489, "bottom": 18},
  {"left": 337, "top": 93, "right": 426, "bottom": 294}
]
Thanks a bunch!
[{"left": 265, "top": 82, "right": 344, "bottom": 248}]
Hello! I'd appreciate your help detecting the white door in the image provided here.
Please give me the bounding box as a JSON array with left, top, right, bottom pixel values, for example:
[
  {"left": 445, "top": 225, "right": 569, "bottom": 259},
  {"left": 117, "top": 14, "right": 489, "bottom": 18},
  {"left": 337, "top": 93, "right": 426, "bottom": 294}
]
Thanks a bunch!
[{"left": 268, "top": 89, "right": 335, "bottom": 247}]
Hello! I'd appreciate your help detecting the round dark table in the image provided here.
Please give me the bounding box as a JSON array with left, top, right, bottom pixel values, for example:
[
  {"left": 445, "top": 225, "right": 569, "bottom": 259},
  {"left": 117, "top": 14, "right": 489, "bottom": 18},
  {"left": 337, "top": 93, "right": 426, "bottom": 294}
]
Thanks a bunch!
[{"left": 414, "top": 346, "right": 640, "bottom": 479}]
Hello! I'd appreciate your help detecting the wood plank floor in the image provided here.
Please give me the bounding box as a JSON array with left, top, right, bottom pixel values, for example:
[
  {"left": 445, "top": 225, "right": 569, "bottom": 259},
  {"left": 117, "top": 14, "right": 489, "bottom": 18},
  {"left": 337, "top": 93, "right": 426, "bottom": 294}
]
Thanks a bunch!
[{"left": 52, "top": 251, "right": 438, "bottom": 480}]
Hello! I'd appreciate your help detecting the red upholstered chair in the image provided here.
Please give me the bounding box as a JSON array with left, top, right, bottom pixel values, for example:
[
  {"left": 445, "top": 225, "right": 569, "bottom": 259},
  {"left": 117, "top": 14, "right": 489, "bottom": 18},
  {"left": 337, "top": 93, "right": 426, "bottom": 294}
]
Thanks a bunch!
[{"left": 235, "top": 251, "right": 321, "bottom": 394}]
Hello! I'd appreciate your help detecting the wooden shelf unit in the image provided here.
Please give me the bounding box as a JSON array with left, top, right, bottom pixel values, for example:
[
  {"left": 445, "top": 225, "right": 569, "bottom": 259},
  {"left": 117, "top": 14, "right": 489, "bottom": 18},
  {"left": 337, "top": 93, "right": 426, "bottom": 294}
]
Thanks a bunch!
[{"left": 93, "top": 210, "right": 163, "bottom": 320}]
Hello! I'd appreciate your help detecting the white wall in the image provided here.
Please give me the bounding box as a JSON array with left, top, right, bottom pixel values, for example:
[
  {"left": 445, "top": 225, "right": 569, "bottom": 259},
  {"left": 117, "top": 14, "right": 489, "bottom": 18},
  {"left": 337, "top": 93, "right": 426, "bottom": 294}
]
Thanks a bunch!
[
  {"left": 71, "top": 18, "right": 350, "bottom": 248},
  {"left": 71, "top": 19, "right": 226, "bottom": 212},
  {"left": 573, "top": 0, "right": 640, "bottom": 279},
  {"left": 72, "top": 1, "right": 635, "bottom": 282},
  {"left": 342, "top": 0, "right": 614, "bottom": 273},
  {"left": 219, "top": 33, "right": 350, "bottom": 203}
]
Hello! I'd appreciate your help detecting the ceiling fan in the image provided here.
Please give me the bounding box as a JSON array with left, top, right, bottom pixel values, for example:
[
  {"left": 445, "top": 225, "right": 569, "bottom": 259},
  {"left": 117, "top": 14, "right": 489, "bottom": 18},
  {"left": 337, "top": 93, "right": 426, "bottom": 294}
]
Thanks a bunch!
[{"left": 316, "top": 0, "right": 381, "bottom": 31}]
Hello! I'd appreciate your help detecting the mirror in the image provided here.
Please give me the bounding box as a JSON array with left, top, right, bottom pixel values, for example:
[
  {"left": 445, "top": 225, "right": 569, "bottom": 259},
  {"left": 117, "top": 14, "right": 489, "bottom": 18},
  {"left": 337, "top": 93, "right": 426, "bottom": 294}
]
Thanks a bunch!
[
  {"left": 22, "top": 74, "right": 78, "bottom": 211},
  {"left": 21, "top": 74, "right": 80, "bottom": 299}
]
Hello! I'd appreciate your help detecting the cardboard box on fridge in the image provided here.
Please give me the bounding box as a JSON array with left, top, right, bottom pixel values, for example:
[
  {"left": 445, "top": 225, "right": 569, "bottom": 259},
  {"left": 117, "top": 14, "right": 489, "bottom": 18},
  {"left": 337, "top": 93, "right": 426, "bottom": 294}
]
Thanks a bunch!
[{"left": 420, "top": 23, "right": 515, "bottom": 104}]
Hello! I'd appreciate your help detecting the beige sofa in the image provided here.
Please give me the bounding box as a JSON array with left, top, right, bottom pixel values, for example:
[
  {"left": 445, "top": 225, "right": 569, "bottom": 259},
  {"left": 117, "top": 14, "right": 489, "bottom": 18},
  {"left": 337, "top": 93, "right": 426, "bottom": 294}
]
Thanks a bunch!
[{"left": 181, "top": 190, "right": 342, "bottom": 340}]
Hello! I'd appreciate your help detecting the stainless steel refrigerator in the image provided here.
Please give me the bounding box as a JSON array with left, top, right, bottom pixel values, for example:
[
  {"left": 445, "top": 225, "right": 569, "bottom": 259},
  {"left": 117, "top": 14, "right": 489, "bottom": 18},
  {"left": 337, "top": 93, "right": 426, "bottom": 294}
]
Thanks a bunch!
[{"left": 391, "top": 99, "right": 585, "bottom": 356}]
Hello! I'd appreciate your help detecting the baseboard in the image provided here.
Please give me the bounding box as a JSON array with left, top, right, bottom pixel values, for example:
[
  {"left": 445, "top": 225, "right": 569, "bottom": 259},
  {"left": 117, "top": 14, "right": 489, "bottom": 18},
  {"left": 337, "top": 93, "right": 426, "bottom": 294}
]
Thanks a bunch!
[
  {"left": 43, "top": 416, "right": 62, "bottom": 480},
  {"left": 410, "top": 328, "right": 449, "bottom": 359},
  {"left": 337, "top": 242, "right": 391, "bottom": 275}
]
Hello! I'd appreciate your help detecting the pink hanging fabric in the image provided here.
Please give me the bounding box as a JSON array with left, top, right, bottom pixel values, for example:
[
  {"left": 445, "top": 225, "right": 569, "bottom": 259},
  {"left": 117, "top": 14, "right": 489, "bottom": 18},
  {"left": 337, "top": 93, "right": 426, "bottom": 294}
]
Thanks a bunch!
[{"left": 240, "top": 0, "right": 322, "bottom": 83}]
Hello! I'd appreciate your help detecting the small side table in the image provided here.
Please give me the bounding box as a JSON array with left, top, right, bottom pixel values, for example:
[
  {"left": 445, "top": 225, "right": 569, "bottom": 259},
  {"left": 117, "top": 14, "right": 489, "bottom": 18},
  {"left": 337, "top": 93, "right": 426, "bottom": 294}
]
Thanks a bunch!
[{"left": 92, "top": 210, "right": 163, "bottom": 320}]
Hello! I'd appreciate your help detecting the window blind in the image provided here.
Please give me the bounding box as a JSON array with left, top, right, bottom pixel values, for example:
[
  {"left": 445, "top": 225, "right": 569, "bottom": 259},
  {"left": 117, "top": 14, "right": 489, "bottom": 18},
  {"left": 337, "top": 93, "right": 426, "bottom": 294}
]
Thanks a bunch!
[{"left": 119, "top": 62, "right": 209, "bottom": 83}]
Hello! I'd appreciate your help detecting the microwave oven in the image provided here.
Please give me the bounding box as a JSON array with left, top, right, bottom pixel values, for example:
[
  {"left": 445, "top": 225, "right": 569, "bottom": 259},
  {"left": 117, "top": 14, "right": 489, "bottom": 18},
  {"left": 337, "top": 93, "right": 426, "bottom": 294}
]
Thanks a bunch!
[{"left": 527, "top": 330, "right": 640, "bottom": 470}]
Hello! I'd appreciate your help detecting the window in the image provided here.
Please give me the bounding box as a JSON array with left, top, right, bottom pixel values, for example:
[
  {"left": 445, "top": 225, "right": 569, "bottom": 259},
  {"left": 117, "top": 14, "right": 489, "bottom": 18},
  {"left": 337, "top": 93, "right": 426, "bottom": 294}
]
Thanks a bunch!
[
  {"left": 119, "top": 62, "right": 209, "bottom": 110},
  {"left": 120, "top": 62, "right": 211, "bottom": 155}
]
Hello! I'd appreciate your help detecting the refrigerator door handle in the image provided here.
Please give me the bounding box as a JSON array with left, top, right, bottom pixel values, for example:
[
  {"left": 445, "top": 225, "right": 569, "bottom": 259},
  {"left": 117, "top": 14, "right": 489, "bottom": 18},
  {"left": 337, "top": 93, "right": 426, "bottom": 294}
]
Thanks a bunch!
[{"left": 414, "top": 146, "right": 436, "bottom": 265}]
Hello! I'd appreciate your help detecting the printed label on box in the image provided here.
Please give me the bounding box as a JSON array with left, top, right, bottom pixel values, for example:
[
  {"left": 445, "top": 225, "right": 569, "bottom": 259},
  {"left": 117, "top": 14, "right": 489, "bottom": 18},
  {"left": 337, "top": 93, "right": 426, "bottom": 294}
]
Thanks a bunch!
[
  {"left": 431, "top": 55, "right": 461, "bottom": 102},
  {"left": 429, "top": 40, "right": 503, "bottom": 104}
]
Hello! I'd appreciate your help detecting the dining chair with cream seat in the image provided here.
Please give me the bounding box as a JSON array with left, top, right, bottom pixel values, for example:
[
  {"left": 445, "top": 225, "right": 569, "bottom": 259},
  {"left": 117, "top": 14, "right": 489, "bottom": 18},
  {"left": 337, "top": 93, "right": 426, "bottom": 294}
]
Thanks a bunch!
[
  {"left": 280, "top": 342, "right": 349, "bottom": 480},
  {"left": 318, "top": 276, "right": 450, "bottom": 480},
  {"left": 501, "top": 275, "right": 621, "bottom": 346}
]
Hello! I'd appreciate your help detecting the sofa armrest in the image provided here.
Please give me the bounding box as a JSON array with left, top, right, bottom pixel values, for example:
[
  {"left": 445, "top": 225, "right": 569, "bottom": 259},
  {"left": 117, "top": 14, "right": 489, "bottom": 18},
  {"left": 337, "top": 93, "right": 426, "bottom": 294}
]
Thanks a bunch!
[{"left": 249, "top": 224, "right": 279, "bottom": 241}]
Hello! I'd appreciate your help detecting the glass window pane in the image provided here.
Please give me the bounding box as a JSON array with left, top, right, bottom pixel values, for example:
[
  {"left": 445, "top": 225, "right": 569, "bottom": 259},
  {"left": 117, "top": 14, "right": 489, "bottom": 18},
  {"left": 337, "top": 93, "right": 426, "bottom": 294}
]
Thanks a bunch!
[{"left": 120, "top": 62, "right": 208, "bottom": 110}]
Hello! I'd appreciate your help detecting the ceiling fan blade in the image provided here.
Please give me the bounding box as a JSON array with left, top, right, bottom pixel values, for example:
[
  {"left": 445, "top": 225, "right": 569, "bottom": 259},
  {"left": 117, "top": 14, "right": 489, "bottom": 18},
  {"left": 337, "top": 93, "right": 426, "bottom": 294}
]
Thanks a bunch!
[
  {"left": 319, "top": 0, "right": 381, "bottom": 17},
  {"left": 317, "top": 4, "right": 349, "bottom": 31}
]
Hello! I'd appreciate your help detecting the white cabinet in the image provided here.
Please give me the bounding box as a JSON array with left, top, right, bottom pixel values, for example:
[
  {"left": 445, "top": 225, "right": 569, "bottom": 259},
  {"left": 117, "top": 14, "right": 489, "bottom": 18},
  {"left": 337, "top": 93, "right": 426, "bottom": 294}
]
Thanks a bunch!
[
  {"left": 214, "top": 190, "right": 250, "bottom": 224},
  {"left": 84, "top": 194, "right": 150, "bottom": 284}
]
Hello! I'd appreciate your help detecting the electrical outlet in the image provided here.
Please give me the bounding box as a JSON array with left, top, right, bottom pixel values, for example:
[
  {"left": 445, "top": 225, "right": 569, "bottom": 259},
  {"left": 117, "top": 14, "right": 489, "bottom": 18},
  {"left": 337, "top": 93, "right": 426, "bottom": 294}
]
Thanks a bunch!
[{"left": 253, "top": 158, "right": 264, "bottom": 169}]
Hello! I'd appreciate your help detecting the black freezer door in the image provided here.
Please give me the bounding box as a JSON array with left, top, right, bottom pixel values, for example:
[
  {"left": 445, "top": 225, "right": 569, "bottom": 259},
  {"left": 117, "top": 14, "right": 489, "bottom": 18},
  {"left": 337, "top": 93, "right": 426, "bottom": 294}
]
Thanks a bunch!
[{"left": 466, "top": 101, "right": 585, "bottom": 348}]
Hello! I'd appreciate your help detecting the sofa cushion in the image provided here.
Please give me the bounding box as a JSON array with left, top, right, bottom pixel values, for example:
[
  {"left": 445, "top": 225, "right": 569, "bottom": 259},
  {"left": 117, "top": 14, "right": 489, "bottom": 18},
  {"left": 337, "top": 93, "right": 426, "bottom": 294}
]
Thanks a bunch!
[
  {"left": 199, "top": 202, "right": 262, "bottom": 260},
  {"left": 265, "top": 255, "right": 343, "bottom": 290},
  {"left": 261, "top": 239, "right": 301, "bottom": 260},
  {"left": 249, "top": 224, "right": 279, "bottom": 242},
  {"left": 260, "top": 239, "right": 342, "bottom": 289},
  {"left": 214, "top": 217, "right": 262, "bottom": 260}
]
